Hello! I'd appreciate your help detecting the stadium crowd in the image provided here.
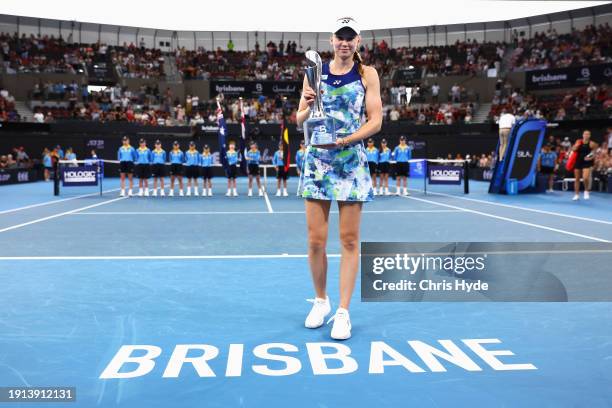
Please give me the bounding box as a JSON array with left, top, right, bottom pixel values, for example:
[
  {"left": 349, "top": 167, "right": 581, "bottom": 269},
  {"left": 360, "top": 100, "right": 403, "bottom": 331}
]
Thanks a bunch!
[
  {"left": 510, "top": 23, "right": 612, "bottom": 71},
  {"left": 489, "top": 82, "right": 611, "bottom": 123},
  {"left": 2, "top": 24, "right": 609, "bottom": 79}
]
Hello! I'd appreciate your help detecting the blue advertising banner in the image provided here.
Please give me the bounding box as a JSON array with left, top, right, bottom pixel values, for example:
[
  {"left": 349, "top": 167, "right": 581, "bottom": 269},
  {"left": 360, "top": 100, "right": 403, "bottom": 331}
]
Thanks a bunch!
[
  {"left": 428, "top": 165, "right": 463, "bottom": 185},
  {"left": 61, "top": 166, "right": 99, "bottom": 187},
  {"left": 409, "top": 160, "right": 426, "bottom": 178}
]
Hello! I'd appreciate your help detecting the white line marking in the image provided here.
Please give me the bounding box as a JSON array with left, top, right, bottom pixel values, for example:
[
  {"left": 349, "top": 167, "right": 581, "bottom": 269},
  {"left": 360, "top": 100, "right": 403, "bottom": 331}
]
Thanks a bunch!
[
  {"left": 1, "top": 249, "right": 609, "bottom": 262},
  {"left": 0, "top": 196, "right": 127, "bottom": 233},
  {"left": 73, "top": 211, "right": 271, "bottom": 215},
  {"left": 0, "top": 254, "right": 342, "bottom": 261},
  {"left": 411, "top": 189, "right": 612, "bottom": 225},
  {"left": 263, "top": 190, "right": 274, "bottom": 213},
  {"left": 70, "top": 209, "right": 462, "bottom": 215},
  {"left": 401, "top": 195, "right": 611, "bottom": 243},
  {"left": 0, "top": 188, "right": 120, "bottom": 215}
]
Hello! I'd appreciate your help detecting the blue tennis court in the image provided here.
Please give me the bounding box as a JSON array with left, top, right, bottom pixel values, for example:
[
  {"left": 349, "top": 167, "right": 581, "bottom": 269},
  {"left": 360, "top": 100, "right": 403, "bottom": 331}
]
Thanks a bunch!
[{"left": 1, "top": 179, "right": 611, "bottom": 407}]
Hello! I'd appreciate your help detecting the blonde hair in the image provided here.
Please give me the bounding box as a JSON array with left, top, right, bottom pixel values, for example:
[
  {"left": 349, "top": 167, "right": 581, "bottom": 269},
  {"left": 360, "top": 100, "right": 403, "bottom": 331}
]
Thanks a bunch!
[{"left": 353, "top": 50, "right": 364, "bottom": 77}]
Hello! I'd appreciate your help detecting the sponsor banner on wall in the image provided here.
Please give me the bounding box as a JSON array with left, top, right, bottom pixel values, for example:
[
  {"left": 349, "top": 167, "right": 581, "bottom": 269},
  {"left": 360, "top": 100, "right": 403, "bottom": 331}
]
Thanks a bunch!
[
  {"left": 525, "top": 63, "right": 612, "bottom": 90},
  {"left": 0, "top": 169, "right": 38, "bottom": 185},
  {"left": 210, "top": 81, "right": 301, "bottom": 97}
]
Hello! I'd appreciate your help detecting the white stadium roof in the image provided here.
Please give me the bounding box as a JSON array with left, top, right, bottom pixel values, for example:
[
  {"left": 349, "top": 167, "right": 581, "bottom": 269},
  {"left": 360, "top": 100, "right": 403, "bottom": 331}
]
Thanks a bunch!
[{"left": 0, "top": 0, "right": 610, "bottom": 32}]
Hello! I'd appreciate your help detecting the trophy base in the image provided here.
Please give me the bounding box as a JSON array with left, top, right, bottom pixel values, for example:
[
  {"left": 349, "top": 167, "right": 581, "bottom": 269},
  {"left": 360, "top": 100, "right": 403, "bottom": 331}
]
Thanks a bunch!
[{"left": 304, "top": 116, "right": 336, "bottom": 147}]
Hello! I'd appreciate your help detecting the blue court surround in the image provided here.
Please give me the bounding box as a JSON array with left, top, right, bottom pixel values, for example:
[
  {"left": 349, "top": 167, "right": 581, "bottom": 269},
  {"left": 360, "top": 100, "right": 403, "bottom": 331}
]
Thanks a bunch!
[{"left": 0, "top": 179, "right": 611, "bottom": 407}]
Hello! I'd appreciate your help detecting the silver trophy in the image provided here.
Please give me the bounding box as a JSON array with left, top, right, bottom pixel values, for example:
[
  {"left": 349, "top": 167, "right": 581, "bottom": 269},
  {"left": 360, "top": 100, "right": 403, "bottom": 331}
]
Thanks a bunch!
[{"left": 303, "top": 50, "right": 336, "bottom": 146}]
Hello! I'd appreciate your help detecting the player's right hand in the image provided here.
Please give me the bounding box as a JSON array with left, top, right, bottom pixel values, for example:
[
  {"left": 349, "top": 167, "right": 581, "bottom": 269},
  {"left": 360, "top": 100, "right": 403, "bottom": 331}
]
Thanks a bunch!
[{"left": 302, "top": 85, "right": 316, "bottom": 108}]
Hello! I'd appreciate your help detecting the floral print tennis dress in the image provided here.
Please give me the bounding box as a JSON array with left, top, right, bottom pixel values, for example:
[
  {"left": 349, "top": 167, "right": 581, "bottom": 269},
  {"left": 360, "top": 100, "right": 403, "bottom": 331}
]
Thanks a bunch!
[{"left": 297, "top": 62, "right": 374, "bottom": 202}]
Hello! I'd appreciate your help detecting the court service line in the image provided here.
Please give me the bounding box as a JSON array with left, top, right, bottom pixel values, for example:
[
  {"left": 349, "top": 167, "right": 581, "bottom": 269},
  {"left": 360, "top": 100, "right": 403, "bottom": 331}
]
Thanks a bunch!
[
  {"left": 0, "top": 254, "right": 342, "bottom": 261},
  {"left": 70, "top": 209, "right": 463, "bottom": 215},
  {"left": 410, "top": 189, "right": 612, "bottom": 225},
  {"left": 263, "top": 190, "right": 274, "bottom": 213},
  {"left": 401, "top": 195, "right": 611, "bottom": 243},
  {"left": 0, "top": 196, "right": 127, "bottom": 233},
  {"left": 0, "top": 188, "right": 120, "bottom": 215}
]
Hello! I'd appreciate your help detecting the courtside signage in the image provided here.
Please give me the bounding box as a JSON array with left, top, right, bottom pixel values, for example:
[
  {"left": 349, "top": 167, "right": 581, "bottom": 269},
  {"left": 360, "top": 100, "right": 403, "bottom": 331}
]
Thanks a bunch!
[
  {"left": 428, "top": 165, "right": 462, "bottom": 185},
  {"left": 61, "top": 166, "right": 98, "bottom": 186}
]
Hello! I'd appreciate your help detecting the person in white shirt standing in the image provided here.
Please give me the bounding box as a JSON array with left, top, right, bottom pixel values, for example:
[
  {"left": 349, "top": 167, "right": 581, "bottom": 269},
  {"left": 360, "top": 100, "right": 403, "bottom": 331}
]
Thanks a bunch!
[
  {"left": 431, "top": 82, "right": 440, "bottom": 103},
  {"left": 498, "top": 108, "right": 516, "bottom": 160}
]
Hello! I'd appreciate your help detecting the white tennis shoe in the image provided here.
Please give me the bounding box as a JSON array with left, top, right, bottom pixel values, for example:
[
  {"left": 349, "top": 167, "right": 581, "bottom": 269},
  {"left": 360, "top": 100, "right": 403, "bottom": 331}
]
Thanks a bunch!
[
  {"left": 305, "top": 296, "right": 331, "bottom": 329},
  {"left": 328, "top": 307, "right": 352, "bottom": 340}
]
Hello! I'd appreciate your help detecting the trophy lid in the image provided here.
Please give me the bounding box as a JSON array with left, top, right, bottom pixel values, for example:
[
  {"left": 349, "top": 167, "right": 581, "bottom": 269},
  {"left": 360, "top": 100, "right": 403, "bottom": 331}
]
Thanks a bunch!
[{"left": 305, "top": 50, "right": 321, "bottom": 68}]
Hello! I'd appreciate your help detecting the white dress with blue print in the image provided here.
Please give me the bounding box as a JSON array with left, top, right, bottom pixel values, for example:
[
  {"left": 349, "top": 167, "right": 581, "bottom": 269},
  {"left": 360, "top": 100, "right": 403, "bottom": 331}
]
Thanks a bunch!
[{"left": 297, "top": 62, "right": 374, "bottom": 202}]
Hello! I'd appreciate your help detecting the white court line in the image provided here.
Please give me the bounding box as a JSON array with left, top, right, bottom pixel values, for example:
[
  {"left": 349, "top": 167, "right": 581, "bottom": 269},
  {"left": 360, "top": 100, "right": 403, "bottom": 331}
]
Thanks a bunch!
[
  {"left": 0, "top": 196, "right": 127, "bottom": 233},
  {"left": 0, "top": 188, "right": 120, "bottom": 215},
  {"left": 0, "top": 253, "right": 342, "bottom": 261},
  {"left": 70, "top": 209, "right": 462, "bottom": 215},
  {"left": 411, "top": 188, "right": 612, "bottom": 225},
  {"left": 401, "top": 195, "right": 611, "bottom": 243},
  {"left": 263, "top": 190, "right": 274, "bottom": 213},
  {"left": 2, "top": 249, "right": 610, "bottom": 262},
  {"left": 73, "top": 211, "right": 271, "bottom": 215}
]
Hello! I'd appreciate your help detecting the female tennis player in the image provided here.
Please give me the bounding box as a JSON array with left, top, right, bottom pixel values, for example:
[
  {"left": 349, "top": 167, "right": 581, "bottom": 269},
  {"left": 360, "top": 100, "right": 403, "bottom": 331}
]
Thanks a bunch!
[
  {"left": 572, "top": 130, "right": 598, "bottom": 201},
  {"left": 296, "top": 17, "right": 382, "bottom": 340}
]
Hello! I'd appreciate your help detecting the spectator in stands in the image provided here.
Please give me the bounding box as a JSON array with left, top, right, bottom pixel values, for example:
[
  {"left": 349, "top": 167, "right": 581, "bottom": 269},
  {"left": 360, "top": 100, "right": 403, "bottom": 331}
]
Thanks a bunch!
[
  {"left": 510, "top": 24, "right": 611, "bottom": 71},
  {"left": 42, "top": 148, "right": 53, "bottom": 181},
  {"left": 33, "top": 108, "right": 45, "bottom": 123},
  {"left": 593, "top": 142, "right": 610, "bottom": 192},
  {"left": 431, "top": 82, "right": 440, "bottom": 103},
  {"left": 14, "top": 147, "right": 30, "bottom": 166}
]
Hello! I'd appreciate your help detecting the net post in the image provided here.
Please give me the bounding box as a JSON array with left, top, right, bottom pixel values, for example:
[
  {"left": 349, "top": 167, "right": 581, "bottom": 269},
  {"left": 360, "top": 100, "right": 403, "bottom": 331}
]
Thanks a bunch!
[
  {"left": 263, "top": 165, "right": 268, "bottom": 191},
  {"left": 99, "top": 159, "right": 103, "bottom": 196},
  {"left": 463, "top": 160, "right": 469, "bottom": 194},
  {"left": 423, "top": 159, "right": 427, "bottom": 195},
  {"left": 53, "top": 159, "right": 60, "bottom": 196}
]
